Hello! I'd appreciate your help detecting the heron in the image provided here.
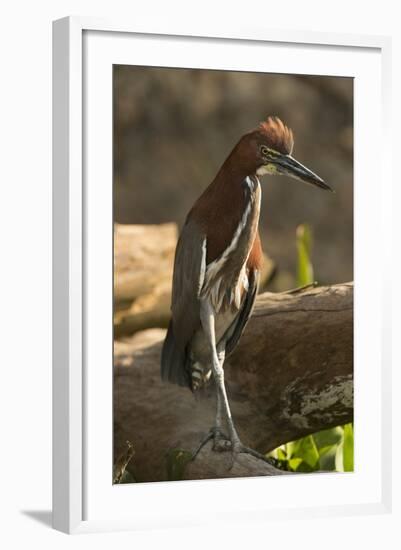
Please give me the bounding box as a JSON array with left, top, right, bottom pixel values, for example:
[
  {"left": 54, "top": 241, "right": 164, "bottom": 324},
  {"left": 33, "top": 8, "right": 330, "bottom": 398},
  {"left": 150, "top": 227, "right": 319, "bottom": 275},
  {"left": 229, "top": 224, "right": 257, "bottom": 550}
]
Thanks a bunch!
[{"left": 161, "top": 116, "right": 333, "bottom": 463}]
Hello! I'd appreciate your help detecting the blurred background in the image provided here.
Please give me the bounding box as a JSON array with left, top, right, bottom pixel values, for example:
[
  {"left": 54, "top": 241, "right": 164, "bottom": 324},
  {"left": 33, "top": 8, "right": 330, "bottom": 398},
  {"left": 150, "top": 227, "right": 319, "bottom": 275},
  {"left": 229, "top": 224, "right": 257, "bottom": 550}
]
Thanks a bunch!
[
  {"left": 113, "top": 65, "right": 353, "bottom": 288},
  {"left": 113, "top": 66, "right": 354, "bottom": 479}
]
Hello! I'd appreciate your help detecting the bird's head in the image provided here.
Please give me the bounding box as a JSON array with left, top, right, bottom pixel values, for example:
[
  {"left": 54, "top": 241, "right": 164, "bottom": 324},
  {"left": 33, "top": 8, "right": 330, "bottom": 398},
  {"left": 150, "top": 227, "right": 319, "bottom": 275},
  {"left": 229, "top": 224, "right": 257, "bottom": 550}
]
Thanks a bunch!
[{"left": 237, "top": 116, "right": 333, "bottom": 192}]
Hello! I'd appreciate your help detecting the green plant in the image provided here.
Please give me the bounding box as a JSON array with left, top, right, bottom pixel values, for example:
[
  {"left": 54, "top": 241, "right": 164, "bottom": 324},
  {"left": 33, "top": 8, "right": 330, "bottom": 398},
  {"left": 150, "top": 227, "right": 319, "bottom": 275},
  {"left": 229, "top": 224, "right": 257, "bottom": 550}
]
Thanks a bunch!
[
  {"left": 268, "top": 424, "right": 353, "bottom": 472},
  {"left": 267, "top": 225, "right": 354, "bottom": 473},
  {"left": 296, "top": 223, "right": 314, "bottom": 286},
  {"left": 166, "top": 448, "right": 193, "bottom": 481}
]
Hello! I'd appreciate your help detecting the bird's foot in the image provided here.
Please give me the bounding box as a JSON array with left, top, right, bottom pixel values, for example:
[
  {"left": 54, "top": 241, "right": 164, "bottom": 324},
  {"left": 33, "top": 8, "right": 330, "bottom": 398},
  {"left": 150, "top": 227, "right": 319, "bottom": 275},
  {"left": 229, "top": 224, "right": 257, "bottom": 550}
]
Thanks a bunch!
[
  {"left": 192, "top": 427, "right": 231, "bottom": 460},
  {"left": 213, "top": 429, "right": 232, "bottom": 453}
]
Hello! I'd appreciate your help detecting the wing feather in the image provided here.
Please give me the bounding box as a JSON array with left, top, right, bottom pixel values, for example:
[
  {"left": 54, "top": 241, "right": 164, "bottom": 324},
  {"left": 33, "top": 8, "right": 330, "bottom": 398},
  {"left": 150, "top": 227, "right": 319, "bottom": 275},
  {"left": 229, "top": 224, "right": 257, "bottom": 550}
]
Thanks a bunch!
[
  {"left": 161, "top": 219, "right": 206, "bottom": 386},
  {"left": 223, "top": 268, "right": 259, "bottom": 356}
]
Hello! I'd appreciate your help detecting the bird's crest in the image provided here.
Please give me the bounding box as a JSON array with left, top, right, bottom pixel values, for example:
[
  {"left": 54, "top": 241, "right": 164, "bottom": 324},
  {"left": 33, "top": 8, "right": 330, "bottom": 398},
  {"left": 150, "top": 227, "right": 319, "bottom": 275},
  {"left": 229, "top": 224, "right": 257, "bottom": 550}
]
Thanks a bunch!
[{"left": 257, "top": 116, "right": 294, "bottom": 155}]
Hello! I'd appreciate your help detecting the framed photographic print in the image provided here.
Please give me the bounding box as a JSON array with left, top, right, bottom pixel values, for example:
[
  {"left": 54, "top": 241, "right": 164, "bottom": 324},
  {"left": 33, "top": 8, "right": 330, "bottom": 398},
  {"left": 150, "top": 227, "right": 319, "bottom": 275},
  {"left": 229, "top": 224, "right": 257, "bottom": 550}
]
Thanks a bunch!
[{"left": 52, "top": 17, "right": 392, "bottom": 533}]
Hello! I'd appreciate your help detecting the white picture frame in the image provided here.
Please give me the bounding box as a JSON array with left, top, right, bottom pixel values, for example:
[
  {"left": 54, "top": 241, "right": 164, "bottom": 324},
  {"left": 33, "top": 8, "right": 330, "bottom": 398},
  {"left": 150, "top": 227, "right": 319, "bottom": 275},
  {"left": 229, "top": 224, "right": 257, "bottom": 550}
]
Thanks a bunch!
[{"left": 52, "top": 16, "right": 392, "bottom": 534}]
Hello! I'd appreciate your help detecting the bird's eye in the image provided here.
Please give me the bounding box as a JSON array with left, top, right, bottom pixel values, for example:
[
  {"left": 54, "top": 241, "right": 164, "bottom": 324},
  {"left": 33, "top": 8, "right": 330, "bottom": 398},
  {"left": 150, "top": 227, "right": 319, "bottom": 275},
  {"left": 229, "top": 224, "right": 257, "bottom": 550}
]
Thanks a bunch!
[{"left": 260, "top": 146, "right": 269, "bottom": 156}]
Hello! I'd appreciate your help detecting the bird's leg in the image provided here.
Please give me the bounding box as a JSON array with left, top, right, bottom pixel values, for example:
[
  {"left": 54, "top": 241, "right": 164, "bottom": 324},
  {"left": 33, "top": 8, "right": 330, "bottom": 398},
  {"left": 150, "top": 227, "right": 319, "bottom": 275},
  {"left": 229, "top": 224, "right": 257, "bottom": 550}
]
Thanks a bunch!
[
  {"left": 199, "top": 300, "right": 276, "bottom": 467},
  {"left": 211, "top": 350, "right": 232, "bottom": 452},
  {"left": 191, "top": 349, "right": 231, "bottom": 460},
  {"left": 212, "top": 360, "right": 242, "bottom": 453},
  {"left": 199, "top": 301, "right": 242, "bottom": 450}
]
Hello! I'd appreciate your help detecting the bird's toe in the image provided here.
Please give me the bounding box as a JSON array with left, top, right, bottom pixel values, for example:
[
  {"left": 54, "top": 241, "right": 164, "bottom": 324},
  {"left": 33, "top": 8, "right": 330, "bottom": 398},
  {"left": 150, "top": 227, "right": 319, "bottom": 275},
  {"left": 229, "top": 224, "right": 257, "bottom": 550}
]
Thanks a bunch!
[
  {"left": 229, "top": 441, "right": 277, "bottom": 469},
  {"left": 212, "top": 436, "right": 232, "bottom": 452}
]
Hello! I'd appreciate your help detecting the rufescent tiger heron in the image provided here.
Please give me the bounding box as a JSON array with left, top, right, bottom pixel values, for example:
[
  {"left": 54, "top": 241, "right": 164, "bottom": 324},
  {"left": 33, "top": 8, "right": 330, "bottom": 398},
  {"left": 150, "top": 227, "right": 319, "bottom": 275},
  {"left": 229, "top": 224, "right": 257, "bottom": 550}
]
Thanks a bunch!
[{"left": 161, "top": 117, "right": 333, "bottom": 463}]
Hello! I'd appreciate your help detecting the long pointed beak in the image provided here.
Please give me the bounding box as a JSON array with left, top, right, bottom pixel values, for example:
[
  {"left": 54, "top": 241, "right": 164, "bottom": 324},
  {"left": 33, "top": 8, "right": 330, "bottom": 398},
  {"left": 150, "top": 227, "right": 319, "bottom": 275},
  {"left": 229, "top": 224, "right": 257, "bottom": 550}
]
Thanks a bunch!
[{"left": 277, "top": 155, "right": 334, "bottom": 192}]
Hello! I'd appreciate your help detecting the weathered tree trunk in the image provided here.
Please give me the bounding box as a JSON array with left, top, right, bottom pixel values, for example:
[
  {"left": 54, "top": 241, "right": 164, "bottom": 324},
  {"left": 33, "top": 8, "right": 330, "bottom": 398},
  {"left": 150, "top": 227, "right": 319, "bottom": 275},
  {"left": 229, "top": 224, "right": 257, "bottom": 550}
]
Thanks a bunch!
[
  {"left": 113, "top": 223, "right": 178, "bottom": 337},
  {"left": 114, "top": 282, "right": 353, "bottom": 482}
]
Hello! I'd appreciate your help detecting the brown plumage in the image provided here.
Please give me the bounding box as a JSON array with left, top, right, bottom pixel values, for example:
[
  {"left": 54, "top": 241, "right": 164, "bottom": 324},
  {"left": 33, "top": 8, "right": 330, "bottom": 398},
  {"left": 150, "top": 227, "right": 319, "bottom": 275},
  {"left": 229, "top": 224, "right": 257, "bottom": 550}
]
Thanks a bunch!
[
  {"left": 257, "top": 116, "right": 294, "bottom": 155},
  {"left": 162, "top": 116, "right": 297, "bottom": 389},
  {"left": 247, "top": 232, "right": 263, "bottom": 272},
  {"left": 161, "top": 116, "right": 330, "bottom": 461},
  {"left": 190, "top": 116, "right": 293, "bottom": 265}
]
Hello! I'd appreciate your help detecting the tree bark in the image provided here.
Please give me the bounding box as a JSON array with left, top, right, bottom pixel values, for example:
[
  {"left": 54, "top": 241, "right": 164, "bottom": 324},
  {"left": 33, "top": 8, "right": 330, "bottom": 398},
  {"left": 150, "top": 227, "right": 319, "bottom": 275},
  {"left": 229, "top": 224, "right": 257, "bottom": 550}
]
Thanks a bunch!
[{"left": 114, "top": 282, "right": 353, "bottom": 482}]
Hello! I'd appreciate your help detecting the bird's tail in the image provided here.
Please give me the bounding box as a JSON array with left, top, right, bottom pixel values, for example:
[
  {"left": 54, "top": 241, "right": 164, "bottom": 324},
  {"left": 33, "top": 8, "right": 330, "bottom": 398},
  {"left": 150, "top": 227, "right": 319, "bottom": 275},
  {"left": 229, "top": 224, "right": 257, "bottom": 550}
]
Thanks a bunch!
[{"left": 161, "top": 320, "right": 191, "bottom": 389}]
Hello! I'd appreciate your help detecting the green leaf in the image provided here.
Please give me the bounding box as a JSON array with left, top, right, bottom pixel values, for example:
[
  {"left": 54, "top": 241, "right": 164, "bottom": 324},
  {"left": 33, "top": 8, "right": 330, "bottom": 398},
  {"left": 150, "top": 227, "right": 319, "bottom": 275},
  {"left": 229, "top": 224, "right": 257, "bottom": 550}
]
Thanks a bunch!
[
  {"left": 318, "top": 445, "right": 338, "bottom": 471},
  {"left": 285, "top": 439, "right": 302, "bottom": 459},
  {"left": 295, "top": 461, "right": 315, "bottom": 473},
  {"left": 270, "top": 424, "right": 352, "bottom": 474},
  {"left": 166, "top": 448, "right": 193, "bottom": 481},
  {"left": 288, "top": 457, "right": 303, "bottom": 471},
  {"left": 284, "top": 435, "right": 320, "bottom": 470},
  {"left": 335, "top": 441, "right": 344, "bottom": 471},
  {"left": 277, "top": 448, "right": 287, "bottom": 461},
  {"left": 297, "top": 435, "right": 320, "bottom": 469},
  {"left": 313, "top": 426, "right": 343, "bottom": 450},
  {"left": 342, "top": 423, "right": 354, "bottom": 472},
  {"left": 296, "top": 224, "right": 314, "bottom": 286}
]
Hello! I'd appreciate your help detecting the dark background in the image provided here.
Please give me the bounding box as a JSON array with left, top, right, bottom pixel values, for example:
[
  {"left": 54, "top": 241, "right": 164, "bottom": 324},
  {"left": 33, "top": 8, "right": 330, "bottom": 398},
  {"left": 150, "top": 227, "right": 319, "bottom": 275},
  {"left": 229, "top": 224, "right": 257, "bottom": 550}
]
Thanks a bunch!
[{"left": 113, "top": 66, "right": 353, "bottom": 286}]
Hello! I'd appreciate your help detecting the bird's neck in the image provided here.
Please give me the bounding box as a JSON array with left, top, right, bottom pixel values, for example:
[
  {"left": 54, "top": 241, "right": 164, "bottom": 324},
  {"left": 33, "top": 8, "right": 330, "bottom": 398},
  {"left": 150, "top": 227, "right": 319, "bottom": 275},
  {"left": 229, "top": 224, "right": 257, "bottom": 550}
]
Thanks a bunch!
[
  {"left": 189, "top": 155, "right": 261, "bottom": 265},
  {"left": 206, "top": 157, "right": 260, "bottom": 223},
  {"left": 215, "top": 152, "right": 257, "bottom": 188}
]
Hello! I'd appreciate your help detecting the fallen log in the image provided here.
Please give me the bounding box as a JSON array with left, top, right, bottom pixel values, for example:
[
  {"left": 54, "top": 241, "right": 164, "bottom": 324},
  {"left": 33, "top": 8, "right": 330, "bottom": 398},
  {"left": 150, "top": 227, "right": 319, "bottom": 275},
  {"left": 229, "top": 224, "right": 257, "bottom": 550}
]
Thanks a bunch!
[
  {"left": 114, "top": 222, "right": 177, "bottom": 306},
  {"left": 114, "top": 282, "right": 353, "bottom": 482},
  {"left": 113, "top": 223, "right": 177, "bottom": 337}
]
